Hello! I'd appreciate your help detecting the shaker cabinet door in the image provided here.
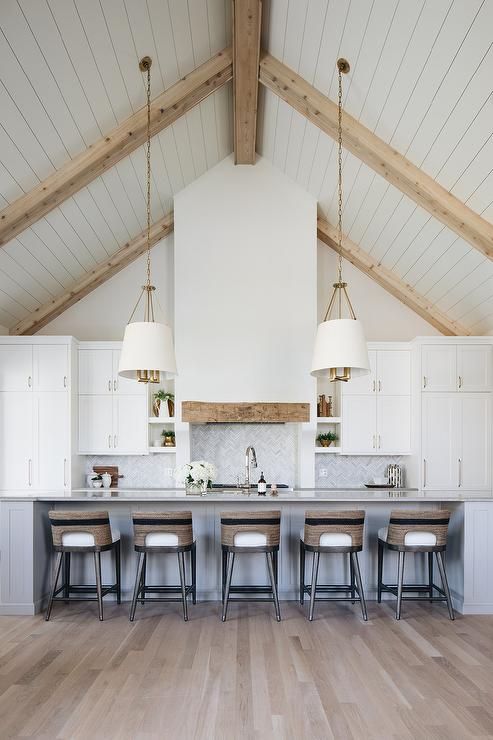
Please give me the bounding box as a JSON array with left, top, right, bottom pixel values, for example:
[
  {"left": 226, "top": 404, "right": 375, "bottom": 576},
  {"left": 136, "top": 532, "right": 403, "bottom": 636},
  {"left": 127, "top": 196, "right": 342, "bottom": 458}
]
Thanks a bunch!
[
  {"left": 0, "top": 346, "right": 33, "bottom": 392},
  {"left": 459, "top": 395, "right": 491, "bottom": 490},
  {"left": 78, "top": 396, "right": 113, "bottom": 454},
  {"left": 377, "top": 351, "right": 411, "bottom": 395},
  {"left": 422, "top": 394, "right": 459, "bottom": 489},
  {"left": 79, "top": 350, "right": 113, "bottom": 395},
  {"left": 457, "top": 345, "right": 492, "bottom": 392},
  {"left": 113, "top": 395, "right": 148, "bottom": 453},
  {"left": 34, "top": 345, "right": 69, "bottom": 392},
  {"left": 377, "top": 396, "right": 411, "bottom": 454},
  {"left": 0, "top": 393, "right": 33, "bottom": 490},
  {"left": 421, "top": 345, "right": 457, "bottom": 392},
  {"left": 341, "top": 396, "right": 377, "bottom": 454},
  {"left": 35, "top": 392, "right": 69, "bottom": 490},
  {"left": 343, "top": 351, "right": 377, "bottom": 395}
]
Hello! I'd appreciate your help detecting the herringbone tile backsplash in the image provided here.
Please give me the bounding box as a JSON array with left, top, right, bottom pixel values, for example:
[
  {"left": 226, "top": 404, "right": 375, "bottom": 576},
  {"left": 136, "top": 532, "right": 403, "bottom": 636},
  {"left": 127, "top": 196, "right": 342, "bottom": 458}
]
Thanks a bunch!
[
  {"left": 314, "top": 454, "right": 405, "bottom": 488},
  {"left": 191, "top": 423, "right": 298, "bottom": 487}
]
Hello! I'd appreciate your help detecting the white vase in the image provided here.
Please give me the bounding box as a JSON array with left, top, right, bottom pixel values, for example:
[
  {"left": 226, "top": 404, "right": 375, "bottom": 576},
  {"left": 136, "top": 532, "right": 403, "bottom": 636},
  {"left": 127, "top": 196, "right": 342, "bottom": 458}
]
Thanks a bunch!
[
  {"left": 159, "top": 403, "right": 170, "bottom": 419},
  {"left": 102, "top": 472, "right": 112, "bottom": 488}
]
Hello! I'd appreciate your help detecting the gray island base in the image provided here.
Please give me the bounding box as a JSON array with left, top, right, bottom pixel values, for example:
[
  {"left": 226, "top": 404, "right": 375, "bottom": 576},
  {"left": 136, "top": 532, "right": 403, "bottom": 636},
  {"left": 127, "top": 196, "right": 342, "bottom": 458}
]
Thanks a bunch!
[{"left": 1, "top": 489, "right": 491, "bottom": 616}]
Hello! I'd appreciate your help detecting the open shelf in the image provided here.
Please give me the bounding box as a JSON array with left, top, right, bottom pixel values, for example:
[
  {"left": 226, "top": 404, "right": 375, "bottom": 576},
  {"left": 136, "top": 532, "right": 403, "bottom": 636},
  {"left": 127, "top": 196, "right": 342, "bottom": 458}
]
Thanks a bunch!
[
  {"left": 148, "top": 446, "right": 176, "bottom": 454},
  {"left": 316, "top": 417, "right": 341, "bottom": 424},
  {"left": 315, "top": 446, "right": 341, "bottom": 454},
  {"left": 149, "top": 417, "right": 175, "bottom": 424}
]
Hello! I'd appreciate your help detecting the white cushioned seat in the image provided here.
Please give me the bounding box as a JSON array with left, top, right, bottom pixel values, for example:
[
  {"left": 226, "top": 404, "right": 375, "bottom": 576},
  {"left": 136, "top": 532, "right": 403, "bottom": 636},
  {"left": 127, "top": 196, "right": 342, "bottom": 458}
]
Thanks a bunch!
[
  {"left": 145, "top": 532, "right": 179, "bottom": 546},
  {"left": 61, "top": 528, "right": 120, "bottom": 547},
  {"left": 378, "top": 526, "right": 437, "bottom": 546},
  {"left": 233, "top": 531, "right": 267, "bottom": 547},
  {"left": 300, "top": 529, "right": 352, "bottom": 546}
]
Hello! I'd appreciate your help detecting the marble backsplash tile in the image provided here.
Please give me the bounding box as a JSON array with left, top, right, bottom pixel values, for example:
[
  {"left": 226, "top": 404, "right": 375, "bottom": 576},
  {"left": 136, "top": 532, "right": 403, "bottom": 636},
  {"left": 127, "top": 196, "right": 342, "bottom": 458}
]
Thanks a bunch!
[
  {"left": 190, "top": 423, "right": 298, "bottom": 487},
  {"left": 85, "top": 455, "right": 176, "bottom": 488},
  {"left": 315, "top": 454, "right": 406, "bottom": 488}
]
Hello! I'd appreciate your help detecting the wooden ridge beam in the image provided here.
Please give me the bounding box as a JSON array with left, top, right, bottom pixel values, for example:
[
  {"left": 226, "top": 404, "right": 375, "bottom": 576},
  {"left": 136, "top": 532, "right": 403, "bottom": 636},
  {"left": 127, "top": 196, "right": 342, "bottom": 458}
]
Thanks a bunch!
[
  {"left": 10, "top": 213, "right": 174, "bottom": 336},
  {"left": 317, "top": 216, "right": 470, "bottom": 337},
  {"left": 233, "top": 0, "right": 262, "bottom": 164},
  {"left": 0, "top": 49, "right": 232, "bottom": 247},
  {"left": 260, "top": 53, "right": 493, "bottom": 260}
]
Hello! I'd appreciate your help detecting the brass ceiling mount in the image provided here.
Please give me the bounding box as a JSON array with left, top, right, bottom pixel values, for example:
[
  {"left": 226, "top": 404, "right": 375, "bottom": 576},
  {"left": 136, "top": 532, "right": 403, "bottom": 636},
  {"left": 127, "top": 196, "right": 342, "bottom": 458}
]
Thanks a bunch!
[
  {"left": 139, "top": 56, "right": 152, "bottom": 72},
  {"left": 337, "top": 58, "right": 350, "bottom": 74}
]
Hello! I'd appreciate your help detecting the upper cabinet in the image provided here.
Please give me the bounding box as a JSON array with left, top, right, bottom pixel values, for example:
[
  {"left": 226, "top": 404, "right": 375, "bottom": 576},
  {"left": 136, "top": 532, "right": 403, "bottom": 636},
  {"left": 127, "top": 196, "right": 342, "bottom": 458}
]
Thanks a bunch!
[
  {"left": 79, "top": 348, "right": 146, "bottom": 396},
  {"left": 422, "top": 344, "right": 492, "bottom": 392},
  {"left": 0, "top": 344, "right": 68, "bottom": 392},
  {"left": 0, "top": 346, "right": 33, "bottom": 391},
  {"left": 343, "top": 350, "right": 410, "bottom": 396}
]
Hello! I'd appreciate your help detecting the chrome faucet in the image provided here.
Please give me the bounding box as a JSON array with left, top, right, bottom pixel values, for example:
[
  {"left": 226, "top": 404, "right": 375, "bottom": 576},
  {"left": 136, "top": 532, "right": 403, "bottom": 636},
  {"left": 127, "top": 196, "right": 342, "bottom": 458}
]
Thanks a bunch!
[{"left": 244, "top": 446, "right": 257, "bottom": 488}]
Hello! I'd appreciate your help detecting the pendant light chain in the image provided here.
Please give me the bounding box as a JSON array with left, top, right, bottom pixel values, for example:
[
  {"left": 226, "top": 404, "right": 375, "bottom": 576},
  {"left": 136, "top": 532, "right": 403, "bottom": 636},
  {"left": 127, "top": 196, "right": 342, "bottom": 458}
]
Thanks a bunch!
[
  {"left": 145, "top": 61, "right": 152, "bottom": 296},
  {"left": 337, "top": 63, "right": 344, "bottom": 285}
]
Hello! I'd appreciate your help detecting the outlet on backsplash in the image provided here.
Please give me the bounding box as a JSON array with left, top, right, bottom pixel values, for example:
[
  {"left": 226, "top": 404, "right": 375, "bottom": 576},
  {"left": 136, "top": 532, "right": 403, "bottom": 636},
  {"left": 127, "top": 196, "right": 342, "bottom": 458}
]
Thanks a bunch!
[{"left": 319, "top": 468, "right": 328, "bottom": 478}]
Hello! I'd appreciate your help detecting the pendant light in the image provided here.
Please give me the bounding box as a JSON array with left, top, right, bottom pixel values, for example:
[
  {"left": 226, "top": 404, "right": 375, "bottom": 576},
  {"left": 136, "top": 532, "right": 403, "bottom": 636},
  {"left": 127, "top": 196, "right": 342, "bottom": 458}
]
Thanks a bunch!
[
  {"left": 119, "top": 56, "right": 177, "bottom": 383},
  {"left": 311, "top": 58, "right": 369, "bottom": 382}
]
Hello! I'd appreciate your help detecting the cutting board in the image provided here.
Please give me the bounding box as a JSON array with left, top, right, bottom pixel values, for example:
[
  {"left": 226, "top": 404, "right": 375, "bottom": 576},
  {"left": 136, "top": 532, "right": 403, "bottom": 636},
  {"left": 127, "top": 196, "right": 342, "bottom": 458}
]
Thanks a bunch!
[{"left": 93, "top": 466, "right": 121, "bottom": 488}]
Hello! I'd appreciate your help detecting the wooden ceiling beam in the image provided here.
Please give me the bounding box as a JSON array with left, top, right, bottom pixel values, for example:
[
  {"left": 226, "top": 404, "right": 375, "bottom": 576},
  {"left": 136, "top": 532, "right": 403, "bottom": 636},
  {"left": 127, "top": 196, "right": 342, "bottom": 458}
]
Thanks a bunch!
[
  {"left": 232, "top": 0, "right": 262, "bottom": 164},
  {"left": 260, "top": 53, "right": 493, "bottom": 260},
  {"left": 317, "top": 216, "right": 470, "bottom": 337},
  {"left": 10, "top": 213, "right": 174, "bottom": 336},
  {"left": 0, "top": 49, "right": 232, "bottom": 248}
]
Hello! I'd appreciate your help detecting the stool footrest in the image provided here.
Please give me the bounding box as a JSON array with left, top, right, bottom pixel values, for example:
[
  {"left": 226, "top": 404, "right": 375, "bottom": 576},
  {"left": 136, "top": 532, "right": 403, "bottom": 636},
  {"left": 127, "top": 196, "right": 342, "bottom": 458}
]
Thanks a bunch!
[{"left": 227, "top": 585, "right": 273, "bottom": 594}]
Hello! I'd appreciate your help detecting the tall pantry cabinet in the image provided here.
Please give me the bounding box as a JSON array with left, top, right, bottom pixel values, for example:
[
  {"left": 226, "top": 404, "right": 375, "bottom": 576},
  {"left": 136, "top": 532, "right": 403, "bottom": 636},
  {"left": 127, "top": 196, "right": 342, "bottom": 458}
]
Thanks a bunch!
[
  {"left": 421, "top": 342, "right": 492, "bottom": 490},
  {"left": 0, "top": 338, "right": 79, "bottom": 492}
]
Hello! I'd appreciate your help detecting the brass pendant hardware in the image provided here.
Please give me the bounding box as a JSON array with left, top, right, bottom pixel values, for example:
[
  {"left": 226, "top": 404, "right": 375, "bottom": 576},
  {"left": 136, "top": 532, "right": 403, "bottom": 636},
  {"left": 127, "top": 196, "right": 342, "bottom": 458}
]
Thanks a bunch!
[
  {"left": 139, "top": 56, "right": 152, "bottom": 72},
  {"left": 337, "top": 58, "right": 350, "bottom": 74},
  {"left": 329, "top": 367, "right": 351, "bottom": 383}
]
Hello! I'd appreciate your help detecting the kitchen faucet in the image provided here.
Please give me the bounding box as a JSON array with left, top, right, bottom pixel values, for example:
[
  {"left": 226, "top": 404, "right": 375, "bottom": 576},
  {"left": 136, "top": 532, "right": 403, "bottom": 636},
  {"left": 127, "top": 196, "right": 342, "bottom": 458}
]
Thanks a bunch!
[{"left": 244, "top": 446, "right": 257, "bottom": 488}]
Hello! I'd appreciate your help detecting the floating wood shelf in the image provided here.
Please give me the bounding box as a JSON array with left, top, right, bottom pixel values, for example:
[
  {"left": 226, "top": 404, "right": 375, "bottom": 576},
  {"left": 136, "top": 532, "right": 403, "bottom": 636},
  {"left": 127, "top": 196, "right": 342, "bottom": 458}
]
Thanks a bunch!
[{"left": 181, "top": 401, "right": 310, "bottom": 423}]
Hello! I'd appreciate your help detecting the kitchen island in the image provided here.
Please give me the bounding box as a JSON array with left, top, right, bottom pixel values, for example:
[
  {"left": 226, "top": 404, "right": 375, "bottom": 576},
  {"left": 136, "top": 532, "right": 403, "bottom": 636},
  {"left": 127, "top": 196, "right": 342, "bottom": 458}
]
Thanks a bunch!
[{"left": 1, "top": 489, "right": 492, "bottom": 616}]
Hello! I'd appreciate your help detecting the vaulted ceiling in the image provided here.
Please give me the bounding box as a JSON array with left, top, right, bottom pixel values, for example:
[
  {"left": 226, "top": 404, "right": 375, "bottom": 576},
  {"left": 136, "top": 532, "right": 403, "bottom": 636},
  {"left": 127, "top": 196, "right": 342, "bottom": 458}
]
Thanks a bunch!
[{"left": 0, "top": 0, "right": 492, "bottom": 334}]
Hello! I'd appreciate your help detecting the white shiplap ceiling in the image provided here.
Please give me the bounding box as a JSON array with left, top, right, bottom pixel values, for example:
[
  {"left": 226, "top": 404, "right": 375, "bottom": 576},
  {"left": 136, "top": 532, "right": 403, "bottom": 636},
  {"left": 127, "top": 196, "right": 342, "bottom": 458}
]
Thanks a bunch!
[{"left": 0, "top": 0, "right": 492, "bottom": 333}]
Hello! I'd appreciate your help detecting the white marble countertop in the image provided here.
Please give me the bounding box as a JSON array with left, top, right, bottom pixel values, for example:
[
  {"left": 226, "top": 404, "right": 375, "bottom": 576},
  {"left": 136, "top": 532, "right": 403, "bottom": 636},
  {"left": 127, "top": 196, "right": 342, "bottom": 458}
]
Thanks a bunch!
[{"left": 1, "top": 488, "right": 492, "bottom": 502}]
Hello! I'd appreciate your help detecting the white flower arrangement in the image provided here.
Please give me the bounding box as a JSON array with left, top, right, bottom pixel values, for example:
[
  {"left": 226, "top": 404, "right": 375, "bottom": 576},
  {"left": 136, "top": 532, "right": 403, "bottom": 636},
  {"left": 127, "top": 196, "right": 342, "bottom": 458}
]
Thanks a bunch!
[{"left": 175, "top": 460, "right": 217, "bottom": 492}]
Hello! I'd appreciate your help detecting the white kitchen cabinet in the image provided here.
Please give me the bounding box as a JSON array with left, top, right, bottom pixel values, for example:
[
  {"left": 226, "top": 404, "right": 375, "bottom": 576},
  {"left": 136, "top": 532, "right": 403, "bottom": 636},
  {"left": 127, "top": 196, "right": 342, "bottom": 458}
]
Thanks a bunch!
[
  {"left": 422, "top": 344, "right": 492, "bottom": 392},
  {"left": 459, "top": 395, "right": 491, "bottom": 490},
  {"left": 343, "top": 351, "right": 377, "bottom": 395},
  {"left": 377, "top": 396, "right": 411, "bottom": 454},
  {"left": 79, "top": 396, "right": 113, "bottom": 454},
  {"left": 33, "top": 345, "right": 69, "bottom": 392},
  {"left": 457, "top": 345, "right": 492, "bottom": 392},
  {"left": 377, "top": 351, "right": 411, "bottom": 395},
  {"left": 0, "top": 346, "right": 33, "bottom": 391},
  {"left": 0, "top": 393, "right": 33, "bottom": 489},
  {"left": 422, "top": 393, "right": 491, "bottom": 490},
  {"left": 78, "top": 394, "right": 147, "bottom": 454},
  {"left": 341, "top": 396, "right": 376, "bottom": 453},
  {"left": 79, "top": 349, "right": 114, "bottom": 395},
  {"left": 35, "top": 393, "right": 69, "bottom": 489},
  {"left": 113, "top": 395, "right": 148, "bottom": 452}
]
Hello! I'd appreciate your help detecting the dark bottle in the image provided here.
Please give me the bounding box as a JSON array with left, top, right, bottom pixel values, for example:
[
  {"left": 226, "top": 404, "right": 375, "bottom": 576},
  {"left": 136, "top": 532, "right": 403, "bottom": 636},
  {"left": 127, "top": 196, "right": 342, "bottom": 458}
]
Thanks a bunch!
[{"left": 257, "top": 471, "right": 267, "bottom": 495}]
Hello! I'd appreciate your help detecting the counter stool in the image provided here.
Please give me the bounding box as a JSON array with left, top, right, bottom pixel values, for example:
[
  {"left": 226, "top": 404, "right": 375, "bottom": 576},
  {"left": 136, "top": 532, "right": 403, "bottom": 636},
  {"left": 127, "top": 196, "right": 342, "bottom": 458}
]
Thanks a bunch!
[
  {"left": 377, "top": 509, "right": 454, "bottom": 620},
  {"left": 221, "top": 510, "right": 281, "bottom": 622},
  {"left": 129, "top": 511, "right": 196, "bottom": 622},
  {"left": 45, "top": 510, "right": 121, "bottom": 621},
  {"left": 300, "top": 510, "right": 367, "bottom": 622}
]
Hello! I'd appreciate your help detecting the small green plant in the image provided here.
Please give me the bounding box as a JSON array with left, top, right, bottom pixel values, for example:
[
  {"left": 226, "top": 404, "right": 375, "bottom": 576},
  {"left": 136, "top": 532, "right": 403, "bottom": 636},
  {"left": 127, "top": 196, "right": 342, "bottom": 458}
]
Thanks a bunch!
[
  {"left": 154, "top": 390, "right": 174, "bottom": 402},
  {"left": 316, "top": 431, "right": 338, "bottom": 446},
  {"left": 161, "top": 429, "right": 175, "bottom": 439},
  {"left": 91, "top": 474, "right": 102, "bottom": 481}
]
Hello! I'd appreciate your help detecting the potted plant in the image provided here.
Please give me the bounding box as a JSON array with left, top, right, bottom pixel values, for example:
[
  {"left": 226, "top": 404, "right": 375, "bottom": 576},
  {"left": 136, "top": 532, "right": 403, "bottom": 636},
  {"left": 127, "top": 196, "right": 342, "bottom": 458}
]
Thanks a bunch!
[
  {"left": 161, "top": 429, "right": 175, "bottom": 447},
  {"left": 152, "top": 390, "right": 175, "bottom": 418},
  {"left": 316, "top": 431, "right": 338, "bottom": 447}
]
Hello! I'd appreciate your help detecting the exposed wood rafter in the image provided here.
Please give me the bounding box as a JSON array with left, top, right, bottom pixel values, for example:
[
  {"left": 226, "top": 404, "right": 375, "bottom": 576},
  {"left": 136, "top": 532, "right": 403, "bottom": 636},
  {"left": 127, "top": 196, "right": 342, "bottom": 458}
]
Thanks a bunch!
[
  {"left": 260, "top": 53, "right": 493, "bottom": 261},
  {"left": 232, "top": 0, "right": 262, "bottom": 164},
  {"left": 0, "top": 49, "right": 232, "bottom": 248},
  {"left": 317, "top": 216, "right": 469, "bottom": 337},
  {"left": 10, "top": 214, "right": 174, "bottom": 336}
]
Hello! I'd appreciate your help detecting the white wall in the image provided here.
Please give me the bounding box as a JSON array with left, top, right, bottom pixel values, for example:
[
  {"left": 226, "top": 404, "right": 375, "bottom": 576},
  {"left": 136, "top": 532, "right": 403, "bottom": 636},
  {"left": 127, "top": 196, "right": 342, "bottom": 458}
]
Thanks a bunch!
[
  {"left": 317, "top": 245, "right": 440, "bottom": 339},
  {"left": 38, "top": 235, "right": 174, "bottom": 340},
  {"left": 174, "top": 155, "right": 318, "bottom": 402},
  {"left": 0, "top": 325, "right": 8, "bottom": 335}
]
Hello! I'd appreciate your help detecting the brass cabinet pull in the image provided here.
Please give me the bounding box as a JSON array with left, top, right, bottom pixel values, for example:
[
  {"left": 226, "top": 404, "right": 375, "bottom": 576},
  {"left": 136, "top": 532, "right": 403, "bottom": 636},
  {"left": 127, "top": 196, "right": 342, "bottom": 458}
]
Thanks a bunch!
[
  {"left": 114, "top": 435, "right": 117, "bottom": 448},
  {"left": 378, "top": 380, "right": 382, "bottom": 392},
  {"left": 108, "top": 435, "right": 112, "bottom": 448},
  {"left": 63, "top": 458, "right": 67, "bottom": 487},
  {"left": 423, "top": 459, "right": 427, "bottom": 487},
  {"left": 63, "top": 376, "right": 67, "bottom": 388},
  {"left": 458, "top": 375, "right": 463, "bottom": 389},
  {"left": 372, "top": 434, "right": 376, "bottom": 449},
  {"left": 28, "top": 376, "right": 32, "bottom": 388},
  {"left": 378, "top": 434, "right": 381, "bottom": 449},
  {"left": 113, "top": 379, "right": 117, "bottom": 392},
  {"left": 423, "top": 376, "right": 427, "bottom": 389},
  {"left": 28, "top": 459, "right": 32, "bottom": 486},
  {"left": 372, "top": 380, "right": 376, "bottom": 392},
  {"left": 108, "top": 379, "right": 111, "bottom": 392},
  {"left": 458, "top": 458, "right": 462, "bottom": 487}
]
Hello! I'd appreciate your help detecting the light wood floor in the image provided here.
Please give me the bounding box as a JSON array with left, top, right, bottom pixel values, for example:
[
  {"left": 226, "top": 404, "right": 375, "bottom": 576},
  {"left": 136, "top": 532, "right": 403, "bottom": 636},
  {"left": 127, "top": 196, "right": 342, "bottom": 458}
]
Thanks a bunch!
[{"left": 1, "top": 600, "right": 493, "bottom": 740}]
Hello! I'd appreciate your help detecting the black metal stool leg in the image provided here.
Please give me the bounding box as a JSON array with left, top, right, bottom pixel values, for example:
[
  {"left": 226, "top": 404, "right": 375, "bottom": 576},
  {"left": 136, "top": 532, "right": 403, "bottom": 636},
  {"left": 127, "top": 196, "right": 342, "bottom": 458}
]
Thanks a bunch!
[
  {"left": 350, "top": 552, "right": 356, "bottom": 604},
  {"left": 94, "top": 551, "right": 103, "bottom": 621},
  {"left": 191, "top": 542, "right": 197, "bottom": 605},
  {"left": 63, "top": 552, "right": 71, "bottom": 603},
  {"left": 222, "top": 551, "right": 235, "bottom": 622},
  {"left": 308, "top": 551, "right": 320, "bottom": 622},
  {"left": 45, "top": 551, "right": 63, "bottom": 621},
  {"left": 428, "top": 551, "right": 434, "bottom": 603},
  {"left": 129, "top": 552, "right": 144, "bottom": 622},
  {"left": 351, "top": 551, "right": 368, "bottom": 621},
  {"left": 396, "top": 551, "right": 405, "bottom": 620},
  {"left": 140, "top": 553, "right": 147, "bottom": 605},
  {"left": 436, "top": 551, "right": 455, "bottom": 620},
  {"left": 115, "top": 541, "right": 121, "bottom": 604},
  {"left": 299, "top": 540, "right": 305, "bottom": 605},
  {"left": 377, "top": 539, "right": 384, "bottom": 603},
  {"left": 266, "top": 552, "right": 281, "bottom": 622},
  {"left": 222, "top": 548, "right": 227, "bottom": 603},
  {"left": 178, "top": 551, "right": 188, "bottom": 622}
]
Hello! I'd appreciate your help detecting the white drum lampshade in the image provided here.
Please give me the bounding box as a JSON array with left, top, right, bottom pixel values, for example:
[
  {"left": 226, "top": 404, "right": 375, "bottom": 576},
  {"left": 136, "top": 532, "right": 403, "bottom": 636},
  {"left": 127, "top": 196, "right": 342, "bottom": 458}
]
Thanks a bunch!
[
  {"left": 118, "top": 321, "right": 177, "bottom": 381},
  {"left": 311, "top": 318, "right": 370, "bottom": 380}
]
